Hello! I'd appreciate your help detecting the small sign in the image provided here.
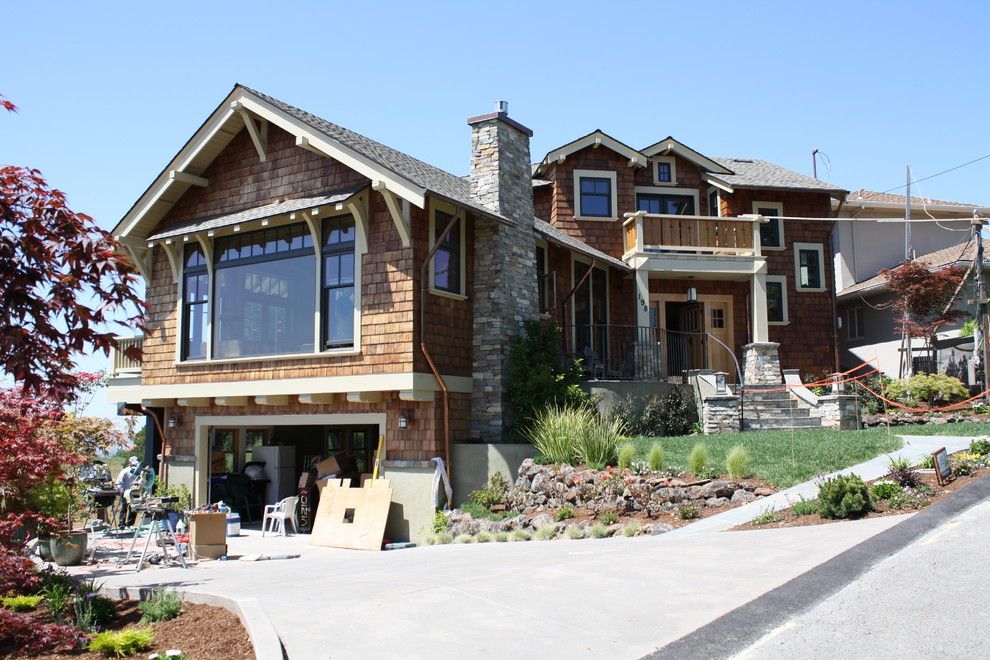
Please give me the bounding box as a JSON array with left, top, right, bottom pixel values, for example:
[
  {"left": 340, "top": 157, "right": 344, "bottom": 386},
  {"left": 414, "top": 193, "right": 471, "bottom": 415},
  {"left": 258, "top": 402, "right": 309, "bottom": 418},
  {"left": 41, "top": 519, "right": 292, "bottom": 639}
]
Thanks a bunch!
[{"left": 932, "top": 447, "right": 952, "bottom": 486}]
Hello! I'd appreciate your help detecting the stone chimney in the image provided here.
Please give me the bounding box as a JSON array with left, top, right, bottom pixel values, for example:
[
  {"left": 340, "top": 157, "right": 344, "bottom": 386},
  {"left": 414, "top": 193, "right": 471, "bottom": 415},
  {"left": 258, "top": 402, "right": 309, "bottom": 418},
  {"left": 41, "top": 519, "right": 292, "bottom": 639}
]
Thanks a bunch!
[{"left": 467, "top": 102, "right": 539, "bottom": 441}]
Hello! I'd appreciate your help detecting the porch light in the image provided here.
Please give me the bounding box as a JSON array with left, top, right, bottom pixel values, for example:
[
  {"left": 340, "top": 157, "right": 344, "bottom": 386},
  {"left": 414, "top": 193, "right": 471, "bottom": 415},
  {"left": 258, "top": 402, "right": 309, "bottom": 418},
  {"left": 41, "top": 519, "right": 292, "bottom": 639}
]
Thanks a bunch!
[
  {"left": 714, "top": 372, "right": 728, "bottom": 393},
  {"left": 167, "top": 412, "right": 180, "bottom": 430},
  {"left": 397, "top": 410, "right": 412, "bottom": 430},
  {"left": 687, "top": 287, "right": 697, "bottom": 302}
]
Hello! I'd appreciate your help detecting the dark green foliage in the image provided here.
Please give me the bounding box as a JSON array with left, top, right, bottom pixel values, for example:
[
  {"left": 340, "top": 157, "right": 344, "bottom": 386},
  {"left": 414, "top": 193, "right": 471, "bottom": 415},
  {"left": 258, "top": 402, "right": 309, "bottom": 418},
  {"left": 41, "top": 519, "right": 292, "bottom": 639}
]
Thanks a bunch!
[
  {"left": 73, "top": 594, "right": 116, "bottom": 631},
  {"left": 887, "top": 456, "right": 920, "bottom": 488},
  {"left": 751, "top": 510, "right": 779, "bottom": 525},
  {"left": 469, "top": 472, "right": 510, "bottom": 510},
  {"left": 507, "top": 320, "right": 589, "bottom": 433},
  {"left": 616, "top": 388, "right": 698, "bottom": 437},
  {"left": 678, "top": 505, "right": 700, "bottom": 520},
  {"left": 871, "top": 482, "right": 901, "bottom": 501},
  {"left": 817, "top": 474, "right": 874, "bottom": 519},
  {"left": 554, "top": 505, "right": 575, "bottom": 522},
  {"left": 970, "top": 439, "right": 990, "bottom": 457},
  {"left": 791, "top": 498, "right": 818, "bottom": 516},
  {"left": 137, "top": 588, "right": 182, "bottom": 623}
]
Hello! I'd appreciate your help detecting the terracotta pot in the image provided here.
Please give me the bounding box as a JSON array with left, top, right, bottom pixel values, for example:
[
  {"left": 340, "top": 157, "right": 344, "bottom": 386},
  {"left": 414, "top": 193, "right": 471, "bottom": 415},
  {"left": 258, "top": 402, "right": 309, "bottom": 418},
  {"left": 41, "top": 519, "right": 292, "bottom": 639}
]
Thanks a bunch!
[{"left": 49, "top": 531, "right": 87, "bottom": 566}]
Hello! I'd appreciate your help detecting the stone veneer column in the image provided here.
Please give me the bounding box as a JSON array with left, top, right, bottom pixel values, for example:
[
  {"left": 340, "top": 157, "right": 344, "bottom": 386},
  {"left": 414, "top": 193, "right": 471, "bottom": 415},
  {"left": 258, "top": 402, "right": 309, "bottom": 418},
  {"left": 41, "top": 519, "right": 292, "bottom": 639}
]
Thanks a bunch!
[
  {"left": 468, "top": 104, "right": 539, "bottom": 441},
  {"left": 743, "top": 342, "right": 783, "bottom": 385}
]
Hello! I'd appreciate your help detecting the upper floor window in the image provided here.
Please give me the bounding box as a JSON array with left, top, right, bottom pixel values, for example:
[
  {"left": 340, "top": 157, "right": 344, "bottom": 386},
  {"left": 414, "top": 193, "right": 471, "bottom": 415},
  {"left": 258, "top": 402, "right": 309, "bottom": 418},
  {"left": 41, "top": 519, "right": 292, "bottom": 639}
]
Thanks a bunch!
[
  {"left": 636, "top": 192, "right": 695, "bottom": 215},
  {"left": 431, "top": 208, "right": 464, "bottom": 296},
  {"left": 753, "top": 201, "right": 784, "bottom": 249},
  {"left": 708, "top": 189, "right": 720, "bottom": 217},
  {"left": 653, "top": 157, "right": 677, "bottom": 185},
  {"left": 766, "top": 275, "right": 788, "bottom": 324},
  {"left": 323, "top": 215, "right": 356, "bottom": 349},
  {"left": 213, "top": 223, "right": 316, "bottom": 358},
  {"left": 182, "top": 244, "right": 209, "bottom": 360},
  {"left": 794, "top": 242, "right": 826, "bottom": 291},
  {"left": 573, "top": 170, "right": 617, "bottom": 220}
]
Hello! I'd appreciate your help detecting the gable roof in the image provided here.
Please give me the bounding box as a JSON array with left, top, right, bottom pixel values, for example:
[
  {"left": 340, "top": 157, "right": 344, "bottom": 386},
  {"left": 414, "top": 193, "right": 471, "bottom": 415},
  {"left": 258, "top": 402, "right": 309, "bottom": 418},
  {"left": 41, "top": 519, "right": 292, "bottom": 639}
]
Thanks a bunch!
[
  {"left": 711, "top": 157, "right": 847, "bottom": 194},
  {"left": 640, "top": 136, "right": 733, "bottom": 175},
  {"left": 114, "top": 84, "right": 510, "bottom": 243},
  {"left": 840, "top": 188, "right": 988, "bottom": 214},
  {"left": 838, "top": 238, "right": 990, "bottom": 298},
  {"left": 534, "top": 130, "right": 647, "bottom": 176}
]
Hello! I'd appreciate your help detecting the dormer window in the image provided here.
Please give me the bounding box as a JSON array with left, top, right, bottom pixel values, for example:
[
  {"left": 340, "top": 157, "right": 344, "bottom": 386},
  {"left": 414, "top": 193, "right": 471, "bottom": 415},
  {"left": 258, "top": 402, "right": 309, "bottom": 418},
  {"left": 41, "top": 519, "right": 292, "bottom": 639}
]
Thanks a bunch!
[
  {"left": 573, "top": 170, "right": 618, "bottom": 220},
  {"left": 653, "top": 157, "right": 677, "bottom": 185}
]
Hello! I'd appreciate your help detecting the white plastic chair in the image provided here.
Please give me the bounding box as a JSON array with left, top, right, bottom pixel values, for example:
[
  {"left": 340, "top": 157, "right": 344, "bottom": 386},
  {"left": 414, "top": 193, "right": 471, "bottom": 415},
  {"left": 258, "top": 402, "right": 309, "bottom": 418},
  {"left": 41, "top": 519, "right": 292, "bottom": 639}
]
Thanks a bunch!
[{"left": 262, "top": 496, "right": 298, "bottom": 537}]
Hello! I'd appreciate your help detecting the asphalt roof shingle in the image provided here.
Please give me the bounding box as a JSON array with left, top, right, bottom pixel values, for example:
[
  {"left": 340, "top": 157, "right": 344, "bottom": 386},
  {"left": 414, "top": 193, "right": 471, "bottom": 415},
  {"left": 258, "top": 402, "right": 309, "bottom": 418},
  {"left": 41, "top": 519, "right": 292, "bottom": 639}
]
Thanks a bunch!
[
  {"left": 845, "top": 188, "right": 981, "bottom": 208},
  {"left": 711, "top": 157, "right": 847, "bottom": 194}
]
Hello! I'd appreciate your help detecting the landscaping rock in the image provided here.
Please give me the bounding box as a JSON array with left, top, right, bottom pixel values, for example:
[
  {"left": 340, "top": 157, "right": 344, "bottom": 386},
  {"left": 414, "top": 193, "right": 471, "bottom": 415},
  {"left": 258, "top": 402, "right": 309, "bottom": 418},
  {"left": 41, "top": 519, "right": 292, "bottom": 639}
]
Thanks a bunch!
[
  {"left": 754, "top": 487, "right": 774, "bottom": 497},
  {"left": 642, "top": 522, "right": 674, "bottom": 535},
  {"left": 731, "top": 489, "right": 756, "bottom": 504},
  {"left": 606, "top": 524, "right": 624, "bottom": 537},
  {"left": 529, "top": 513, "right": 554, "bottom": 530},
  {"left": 705, "top": 497, "right": 731, "bottom": 508}
]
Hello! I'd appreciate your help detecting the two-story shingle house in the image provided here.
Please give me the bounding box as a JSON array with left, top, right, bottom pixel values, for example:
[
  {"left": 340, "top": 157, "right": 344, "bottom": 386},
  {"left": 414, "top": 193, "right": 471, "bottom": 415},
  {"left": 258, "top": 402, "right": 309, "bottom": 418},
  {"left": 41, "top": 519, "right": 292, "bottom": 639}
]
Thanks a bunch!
[{"left": 107, "top": 85, "right": 847, "bottom": 539}]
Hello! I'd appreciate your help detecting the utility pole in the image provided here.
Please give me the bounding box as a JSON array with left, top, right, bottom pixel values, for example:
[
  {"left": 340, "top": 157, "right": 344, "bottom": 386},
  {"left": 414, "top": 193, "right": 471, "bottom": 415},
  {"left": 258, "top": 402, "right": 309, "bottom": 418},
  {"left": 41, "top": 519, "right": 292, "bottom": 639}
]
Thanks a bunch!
[
  {"left": 972, "top": 212, "right": 990, "bottom": 403},
  {"left": 901, "top": 166, "right": 913, "bottom": 378}
]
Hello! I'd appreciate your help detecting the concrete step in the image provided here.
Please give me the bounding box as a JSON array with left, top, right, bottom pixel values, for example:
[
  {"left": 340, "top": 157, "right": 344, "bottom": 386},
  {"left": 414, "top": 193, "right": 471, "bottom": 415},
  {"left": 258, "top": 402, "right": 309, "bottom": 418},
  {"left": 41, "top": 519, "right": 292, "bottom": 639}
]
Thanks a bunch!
[
  {"left": 743, "top": 403, "right": 813, "bottom": 415},
  {"left": 743, "top": 409, "right": 814, "bottom": 420},
  {"left": 742, "top": 417, "right": 823, "bottom": 431}
]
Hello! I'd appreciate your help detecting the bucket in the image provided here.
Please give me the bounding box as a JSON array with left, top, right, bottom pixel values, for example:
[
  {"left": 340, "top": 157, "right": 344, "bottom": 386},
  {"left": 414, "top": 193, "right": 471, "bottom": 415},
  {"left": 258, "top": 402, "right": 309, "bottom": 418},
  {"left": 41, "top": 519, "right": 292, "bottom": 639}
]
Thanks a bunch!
[{"left": 226, "top": 512, "right": 241, "bottom": 537}]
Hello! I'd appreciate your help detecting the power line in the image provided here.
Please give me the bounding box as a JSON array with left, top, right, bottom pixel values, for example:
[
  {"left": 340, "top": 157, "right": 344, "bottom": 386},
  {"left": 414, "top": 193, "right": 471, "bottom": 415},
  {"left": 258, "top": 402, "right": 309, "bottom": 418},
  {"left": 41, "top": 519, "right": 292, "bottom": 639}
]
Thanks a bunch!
[{"left": 883, "top": 153, "right": 990, "bottom": 193}]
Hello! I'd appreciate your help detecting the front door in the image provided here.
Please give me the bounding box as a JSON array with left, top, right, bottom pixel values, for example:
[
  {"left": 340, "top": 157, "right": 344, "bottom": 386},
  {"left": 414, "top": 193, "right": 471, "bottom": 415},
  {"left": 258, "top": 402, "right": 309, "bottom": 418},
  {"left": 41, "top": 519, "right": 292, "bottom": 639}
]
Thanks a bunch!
[{"left": 705, "top": 299, "right": 735, "bottom": 382}]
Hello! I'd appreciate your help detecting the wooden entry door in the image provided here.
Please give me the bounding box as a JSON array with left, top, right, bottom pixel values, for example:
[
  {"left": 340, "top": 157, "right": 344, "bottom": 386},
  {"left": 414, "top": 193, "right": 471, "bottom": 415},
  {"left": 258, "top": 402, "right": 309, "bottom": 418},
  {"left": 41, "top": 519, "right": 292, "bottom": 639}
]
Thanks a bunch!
[{"left": 705, "top": 299, "right": 735, "bottom": 382}]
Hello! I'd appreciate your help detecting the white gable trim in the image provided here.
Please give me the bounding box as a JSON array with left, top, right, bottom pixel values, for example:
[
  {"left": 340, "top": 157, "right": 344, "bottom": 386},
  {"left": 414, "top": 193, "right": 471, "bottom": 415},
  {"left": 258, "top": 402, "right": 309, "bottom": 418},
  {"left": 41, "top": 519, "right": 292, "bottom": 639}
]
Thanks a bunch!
[
  {"left": 640, "top": 137, "right": 733, "bottom": 175},
  {"left": 538, "top": 130, "right": 646, "bottom": 174}
]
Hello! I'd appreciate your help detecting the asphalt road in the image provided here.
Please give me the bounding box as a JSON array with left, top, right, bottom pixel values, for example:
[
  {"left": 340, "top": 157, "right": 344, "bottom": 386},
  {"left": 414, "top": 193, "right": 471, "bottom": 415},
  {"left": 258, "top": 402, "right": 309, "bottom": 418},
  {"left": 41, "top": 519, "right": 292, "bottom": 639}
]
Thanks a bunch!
[{"left": 737, "top": 497, "right": 990, "bottom": 659}]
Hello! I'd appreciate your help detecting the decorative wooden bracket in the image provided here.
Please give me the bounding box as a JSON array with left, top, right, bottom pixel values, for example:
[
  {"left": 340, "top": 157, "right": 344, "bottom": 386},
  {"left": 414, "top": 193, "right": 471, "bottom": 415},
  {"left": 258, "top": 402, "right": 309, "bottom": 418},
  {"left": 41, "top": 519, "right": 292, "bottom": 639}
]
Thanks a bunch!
[
  {"left": 122, "top": 241, "right": 152, "bottom": 282},
  {"left": 232, "top": 101, "right": 268, "bottom": 162},
  {"left": 347, "top": 190, "right": 370, "bottom": 254},
  {"left": 153, "top": 239, "right": 183, "bottom": 284},
  {"left": 291, "top": 211, "right": 321, "bottom": 252},
  {"left": 373, "top": 181, "right": 411, "bottom": 247},
  {"left": 168, "top": 170, "right": 209, "bottom": 187}
]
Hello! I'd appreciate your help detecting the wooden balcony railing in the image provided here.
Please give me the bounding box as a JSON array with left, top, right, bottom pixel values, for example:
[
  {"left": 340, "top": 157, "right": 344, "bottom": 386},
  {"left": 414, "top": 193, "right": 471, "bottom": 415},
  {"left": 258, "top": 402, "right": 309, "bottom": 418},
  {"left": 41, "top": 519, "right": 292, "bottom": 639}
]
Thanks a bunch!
[
  {"left": 110, "top": 336, "right": 143, "bottom": 377},
  {"left": 623, "top": 213, "right": 762, "bottom": 257}
]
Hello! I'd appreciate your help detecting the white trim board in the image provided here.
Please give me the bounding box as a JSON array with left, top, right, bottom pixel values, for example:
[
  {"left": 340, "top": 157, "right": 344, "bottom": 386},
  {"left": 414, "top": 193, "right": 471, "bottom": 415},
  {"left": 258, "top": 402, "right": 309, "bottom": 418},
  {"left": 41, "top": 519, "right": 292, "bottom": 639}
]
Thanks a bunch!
[{"left": 573, "top": 169, "right": 619, "bottom": 221}]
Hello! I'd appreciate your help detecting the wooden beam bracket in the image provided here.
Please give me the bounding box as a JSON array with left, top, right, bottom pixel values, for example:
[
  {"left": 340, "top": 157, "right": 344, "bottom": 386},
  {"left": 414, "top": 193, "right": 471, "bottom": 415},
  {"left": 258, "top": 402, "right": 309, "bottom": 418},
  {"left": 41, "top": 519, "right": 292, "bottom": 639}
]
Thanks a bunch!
[
  {"left": 233, "top": 101, "right": 268, "bottom": 162},
  {"left": 373, "top": 181, "right": 411, "bottom": 247}
]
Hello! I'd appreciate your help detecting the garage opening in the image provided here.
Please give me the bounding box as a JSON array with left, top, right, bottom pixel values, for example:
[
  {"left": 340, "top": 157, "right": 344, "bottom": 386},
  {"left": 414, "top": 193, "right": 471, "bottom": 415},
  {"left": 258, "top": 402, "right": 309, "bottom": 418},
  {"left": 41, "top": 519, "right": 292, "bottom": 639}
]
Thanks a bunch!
[{"left": 206, "top": 423, "right": 380, "bottom": 531}]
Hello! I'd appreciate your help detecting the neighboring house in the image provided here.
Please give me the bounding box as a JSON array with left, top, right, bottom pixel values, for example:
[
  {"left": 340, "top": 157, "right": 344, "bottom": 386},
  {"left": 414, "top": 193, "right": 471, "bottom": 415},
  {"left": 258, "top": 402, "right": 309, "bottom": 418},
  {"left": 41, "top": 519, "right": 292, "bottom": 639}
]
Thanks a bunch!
[
  {"left": 833, "top": 190, "right": 990, "bottom": 379},
  {"left": 837, "top": 238, "right": 990, "bottom": 380},
  {"left": 106, "top": 85, "right": 847, "bottom": 538}
]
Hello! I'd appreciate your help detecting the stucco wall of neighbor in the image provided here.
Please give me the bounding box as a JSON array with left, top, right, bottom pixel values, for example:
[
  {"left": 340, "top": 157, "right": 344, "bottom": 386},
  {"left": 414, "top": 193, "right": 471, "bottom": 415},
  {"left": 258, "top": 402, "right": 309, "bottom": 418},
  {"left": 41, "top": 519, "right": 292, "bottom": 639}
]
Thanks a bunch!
[
  {"left": 381, "top": 464, "right": 437, "bottom": 544},
  {"left": 451, "top": 443, "right": 536, "bottom": 507},
  {"left": 580, "top": 381, "right": 681, "bottom": 418}
]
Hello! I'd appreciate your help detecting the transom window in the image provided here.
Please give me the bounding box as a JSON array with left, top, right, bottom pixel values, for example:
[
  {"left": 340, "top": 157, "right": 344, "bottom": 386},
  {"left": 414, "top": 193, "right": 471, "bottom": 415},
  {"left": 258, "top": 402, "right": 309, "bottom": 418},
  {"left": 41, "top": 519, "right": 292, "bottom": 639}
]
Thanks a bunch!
[
  {"left": 579, "top": 177, "right": 612, "bottom": 217},
  {"left": 212, "top": 223, "right": 317, "bottom": 359},
  {"left": 182, "top": 244, "right": 208, "bottom": 360},
  {"left": 323, "top": 216, "right": 356, "bottom": 348},
  {"left": 794, "top": 242, "right": 825, "bottom": 291},
  {"left": 432, "top": 209, "right": 463, "bottom": 295},
  {"left": 636, "top": 193, "right": 695, "bottom": 215}
]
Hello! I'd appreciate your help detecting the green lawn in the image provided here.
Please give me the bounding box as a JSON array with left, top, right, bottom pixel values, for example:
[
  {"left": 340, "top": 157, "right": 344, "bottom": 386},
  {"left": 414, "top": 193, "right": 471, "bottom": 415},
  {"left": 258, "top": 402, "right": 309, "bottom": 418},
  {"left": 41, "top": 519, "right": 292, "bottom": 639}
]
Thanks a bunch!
[{"left": 629, "top": 422, "right": 990, "bottom": 489}]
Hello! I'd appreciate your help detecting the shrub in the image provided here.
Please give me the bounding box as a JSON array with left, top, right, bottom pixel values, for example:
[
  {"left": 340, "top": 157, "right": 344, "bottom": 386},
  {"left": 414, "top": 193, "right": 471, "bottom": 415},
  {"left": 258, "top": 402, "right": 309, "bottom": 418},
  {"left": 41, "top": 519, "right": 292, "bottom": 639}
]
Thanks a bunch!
[
  {"left": 817, "top": 474, "right": 874, "bottom": 519},
  {"left": 688, "top": 444, "right": 708, "bottom": 476},
  {"left": 887, "top": 491, "right": 930, "bottom": 511},
  {"left": 507, "top": 320, "right": 590, "bottom": 433},
  {"left": 74, "top": 593, "right": 116, "bottom": 632},
  {"left": 435, "top": 531, "right": 453, "bottom": 545},
  {"left": 886, "top": 373, "right": 969, "bottom": 406},
  {"left": 524, "top": 405, "right": 592, "bottom": 465},
  {"left": 0, "top": 609, "right": 80, "bottom": 655},
  {"left": 534, "top": 525, "right": 557, "bottom": 541},
  {"left": 791, "top": 497, "right": 818, "bottom": 516},
  {"left": 554, "top": 505, "right": 575, "bottom": 522},
  {"left": 474, "top": 531, "right": 494, "bottom": 543},
  {"left": 617, "top": 442, "right": 636, "bottom": 470},
  {"left": 618, "top": 388, "right": 698, "bottom": 437},
  {"left": 971, "top": 439, "right": 990, "bottom": 457},
  {"left": 952, "top": 455, "right": 980, "bottom": 476},
  {"left": 1, "top": 595, "right": 43, "bottom": 611},
  {"left": 493, "top": 532, "right": 509, "bottom": 543},
  {"left": 590, "top": 523, "right": 609, "bottom": 539},
  {"left": 622, "top": 521, "right": 640, "bottom": 537},
  {"left": 510, "top": 529, "right": 531, "bottom": 542},
  {"left": 89, "top": 627, "right": 154, "bottom": 657},
  {"left": 469, "top": 472, "right": 510, "bottom": 510},
  {"left": 138, "top": 588, "right": 183, "bottom": 624},
  {"left": 887, "top": 456, "right": 920, "bottom": 488},
  {"left": 598, "top": 510, "right": 619, "bottom": 525},
  {"left": 565, "top": 525, "right": 586, "bottom": 540},
  {"left": 751, "top": 510, "right": 779, "bottom": 526},
  {"left": 678, "top": 505, "right": 700, "bottom": 520},
  {"left": 0, "top": 552, "right": 41, "bottom": 595},
  {"left": 578, "top": 416, "right": 624, "bottom": 469},
  {"left": 855, "top": 373, "right": 894, "bottom": 414},
  {"left": 871, "top": 481, "right": 901, "bottom": 501},
  {"left": 726, "top": 445, "right": 751, "bottom": 479},
  {"left": 647, "top": 442, "right": 664, "bottom": 471},
  {"left": 453, "top": 534, "right": 474, "bottom": 544},
  {"left": 431, "top": 510, "right": 448, "bottom": 534}
]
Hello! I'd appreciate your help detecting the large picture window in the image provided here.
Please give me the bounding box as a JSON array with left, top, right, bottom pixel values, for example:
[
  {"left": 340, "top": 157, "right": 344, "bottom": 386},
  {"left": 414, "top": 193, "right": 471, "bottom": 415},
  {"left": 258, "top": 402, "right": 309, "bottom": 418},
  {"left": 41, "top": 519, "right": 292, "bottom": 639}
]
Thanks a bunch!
[
  {"left": 636, "top": 193, "right": 696, "bottom": 215},
  {"left": 182, "top": 244, "right": 209, "bottom": 360},
  {"left": 322, "top": 215, "right": 356, "bottom": 348},
  {"left": 213, "top": 223, "right": 316, "bottom": 359}
]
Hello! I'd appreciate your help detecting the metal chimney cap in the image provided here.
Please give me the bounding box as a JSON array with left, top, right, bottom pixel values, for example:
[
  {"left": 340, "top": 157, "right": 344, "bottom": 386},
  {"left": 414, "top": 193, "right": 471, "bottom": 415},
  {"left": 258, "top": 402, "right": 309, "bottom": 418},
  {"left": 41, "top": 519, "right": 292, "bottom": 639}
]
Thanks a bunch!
[{"left": 496, "top": 100, "right": 509, "bottom": 113}]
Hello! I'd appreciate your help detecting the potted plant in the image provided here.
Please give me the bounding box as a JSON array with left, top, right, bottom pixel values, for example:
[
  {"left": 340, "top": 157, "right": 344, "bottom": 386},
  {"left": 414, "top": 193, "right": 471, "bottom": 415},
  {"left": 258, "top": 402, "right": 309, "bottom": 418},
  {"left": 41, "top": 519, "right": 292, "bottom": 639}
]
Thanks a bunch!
[{"left": 48, "top": 476, "right": 88, "bottom": 566}]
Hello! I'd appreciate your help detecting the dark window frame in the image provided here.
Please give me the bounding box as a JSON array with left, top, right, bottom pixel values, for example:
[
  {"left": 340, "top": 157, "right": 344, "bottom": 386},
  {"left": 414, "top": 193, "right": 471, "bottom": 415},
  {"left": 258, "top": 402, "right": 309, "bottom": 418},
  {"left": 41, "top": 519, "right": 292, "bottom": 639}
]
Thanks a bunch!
[
  {"left": 432, "top": 209, "right": 463, "bottom": 294},
  {"left": 578, "top": 176, "right": 613, "bottom": 218},
  {"left": 656, "top": 161, "right": 673, "bottom": 183},
  {"left": 755, "top": 205, "right": 784, "bottom": 248},
  {"left": 636, "top": 193, "right": 696, "bottom": 215},
  {"left": 321, "top": 215, "right": 357, "bottom": 349},
  {"left": 181, "top": 244, "right": 209, "bottom": 360},
  {"left": 797, "top": 246, "right": 824, "bottom": 290},
  {"left": 766, "top": 279, "right": 786, "bottom": 324}
]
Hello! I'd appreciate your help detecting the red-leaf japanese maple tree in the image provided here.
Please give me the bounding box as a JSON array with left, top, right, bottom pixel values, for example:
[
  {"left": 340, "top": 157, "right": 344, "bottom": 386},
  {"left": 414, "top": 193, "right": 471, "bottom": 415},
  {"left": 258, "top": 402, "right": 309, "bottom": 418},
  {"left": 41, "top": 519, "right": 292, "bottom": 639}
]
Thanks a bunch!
[
  {"left": 0, "top": 92, "right": 144, "bottom": 401},
  {"left": 880, "top": 260, "right": 967, "bottom": 352}
]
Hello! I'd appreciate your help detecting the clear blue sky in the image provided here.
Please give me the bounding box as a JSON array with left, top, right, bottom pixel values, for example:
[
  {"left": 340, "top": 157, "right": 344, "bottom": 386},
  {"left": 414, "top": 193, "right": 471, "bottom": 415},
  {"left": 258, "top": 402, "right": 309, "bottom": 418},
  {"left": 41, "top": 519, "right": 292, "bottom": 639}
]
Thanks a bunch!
[{"left": 3, "top": 0, "right": 988, "bottom": 419}]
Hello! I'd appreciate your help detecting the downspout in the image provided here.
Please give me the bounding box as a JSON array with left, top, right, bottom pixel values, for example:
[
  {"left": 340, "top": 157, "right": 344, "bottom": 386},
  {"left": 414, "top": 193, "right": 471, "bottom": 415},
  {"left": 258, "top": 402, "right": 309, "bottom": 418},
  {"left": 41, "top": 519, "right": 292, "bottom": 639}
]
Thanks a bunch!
[{"left": 421, "top": 210, "right": 462, "bottom": 488}]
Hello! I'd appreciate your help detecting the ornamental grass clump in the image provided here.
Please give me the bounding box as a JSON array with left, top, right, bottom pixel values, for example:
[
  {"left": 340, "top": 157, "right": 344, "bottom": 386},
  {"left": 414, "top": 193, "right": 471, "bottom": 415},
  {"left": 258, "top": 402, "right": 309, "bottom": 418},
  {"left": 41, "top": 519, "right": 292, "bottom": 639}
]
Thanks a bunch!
[
  {"left": 647, "top": 442, "right": 664, "bottom": 471},
  {"left": 622, "top": 521, "right": 640, "bottom": 537},
  {"left": 510, "top": 529, "right": 531, "bottom": 542},
  {"left": 817, "top": 474, "right": 873, "bottom": 519},
  {"left": 453, "top": 534, "right": 475, "bottom": 544},
  {"left": 590, "top": 523, "right": 609, "bottom": 539},
  {"left": 617, "top": 442, "right": 636, "bottom": 470},
  {"left": 678, "top": 505, "right": 700, "bottom": 520},
  {"left": 579, "top": 415, "right": 624, "bottom": 469},
  {"left": 474, "top": 531, "right": 494, "bottom": 543},
  {"left": 434, "top": 531, "right": 454, "bottom": 545},
  {"left": 89, "top": 627, "right": 154, "bottom": 657},
  {"left": 726, "top": 445, "right": 751, "bottom": 479},
  {"left": 688, "top": 443, "right": 708, "bottom": 476},
  {"left": 493, "top": 531, "right": 509, "bottom": 543},
  {"left": 524, "top": 405, "right": 592, "bottom": 465},
  {"left": 565, "top": 525, "right": 586, "bottom": 540},
  {"left": 535, "top": 525, "right": 557, "bottom": 541},
  {"left": 138, "top": 588, "right": 182, "bottom": 624}
]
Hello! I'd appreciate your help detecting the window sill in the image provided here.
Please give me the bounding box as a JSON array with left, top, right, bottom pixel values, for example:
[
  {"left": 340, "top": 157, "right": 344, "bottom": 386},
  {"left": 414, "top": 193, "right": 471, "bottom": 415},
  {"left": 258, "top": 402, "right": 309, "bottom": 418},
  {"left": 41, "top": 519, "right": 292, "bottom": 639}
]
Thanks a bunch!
[
  {"left": 652, "top": 180, "right": 677, "bottom": 187},
  {"left": 769, "top": 321, "right": 789, "bottom": 326},
  {"left": 429, "top": 287, "right": 468, "bottom": 301},
  {"left": 761, "top": 245, "right": 786, "bottom": 251},
  {"left": 175, "top": 348, "right": 360, "bottom": 366},
  {"left": 575, "top": 215, "right": 618, "bottom": 222},
  {"left": 796, "top": 287, "right": 827, "bottom": 293}
]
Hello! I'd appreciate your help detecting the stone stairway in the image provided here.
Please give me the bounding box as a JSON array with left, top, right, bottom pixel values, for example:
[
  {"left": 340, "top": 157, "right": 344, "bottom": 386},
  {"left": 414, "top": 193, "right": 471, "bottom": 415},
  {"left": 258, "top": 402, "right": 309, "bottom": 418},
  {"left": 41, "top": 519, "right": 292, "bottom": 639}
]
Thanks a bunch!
[{"left": 741, "top": 385, "right": 822, "bottom": 431}]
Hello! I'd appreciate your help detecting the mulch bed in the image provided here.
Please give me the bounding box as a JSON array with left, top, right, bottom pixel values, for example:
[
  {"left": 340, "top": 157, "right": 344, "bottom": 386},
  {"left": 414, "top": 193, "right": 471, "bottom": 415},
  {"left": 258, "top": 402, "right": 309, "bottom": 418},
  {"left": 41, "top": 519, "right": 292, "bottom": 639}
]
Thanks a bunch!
[
  {"left": 732, "top": 464, "right": 988, "bottom": 532},
  {"left": 25, "top": 602, "right": 255, "bottom": 660}
]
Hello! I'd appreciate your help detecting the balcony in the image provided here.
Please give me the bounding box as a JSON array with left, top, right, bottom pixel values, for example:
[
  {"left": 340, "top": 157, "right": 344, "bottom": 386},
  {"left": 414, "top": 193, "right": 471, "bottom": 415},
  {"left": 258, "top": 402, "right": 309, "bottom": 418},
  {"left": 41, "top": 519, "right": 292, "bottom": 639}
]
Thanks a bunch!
[
  {"left": 110, "top": 336, "right": 143, "bottom": 379},
  {"left": 623, "top": 212, "right": 764, "bottom": 278}
]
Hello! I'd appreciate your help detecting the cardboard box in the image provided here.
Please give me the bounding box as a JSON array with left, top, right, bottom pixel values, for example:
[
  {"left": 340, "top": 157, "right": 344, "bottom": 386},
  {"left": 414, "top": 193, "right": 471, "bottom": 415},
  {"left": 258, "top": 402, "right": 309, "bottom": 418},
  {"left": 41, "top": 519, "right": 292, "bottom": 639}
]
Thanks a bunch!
[
  {"left": 188, "top": 512, "right": 226, "bottom": 547},
  {"left": 314, "top": 453, "right": 358, "bottom": 478},
  {"left": 190, "top": 543, "right": 227, "bottom": 560}
]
